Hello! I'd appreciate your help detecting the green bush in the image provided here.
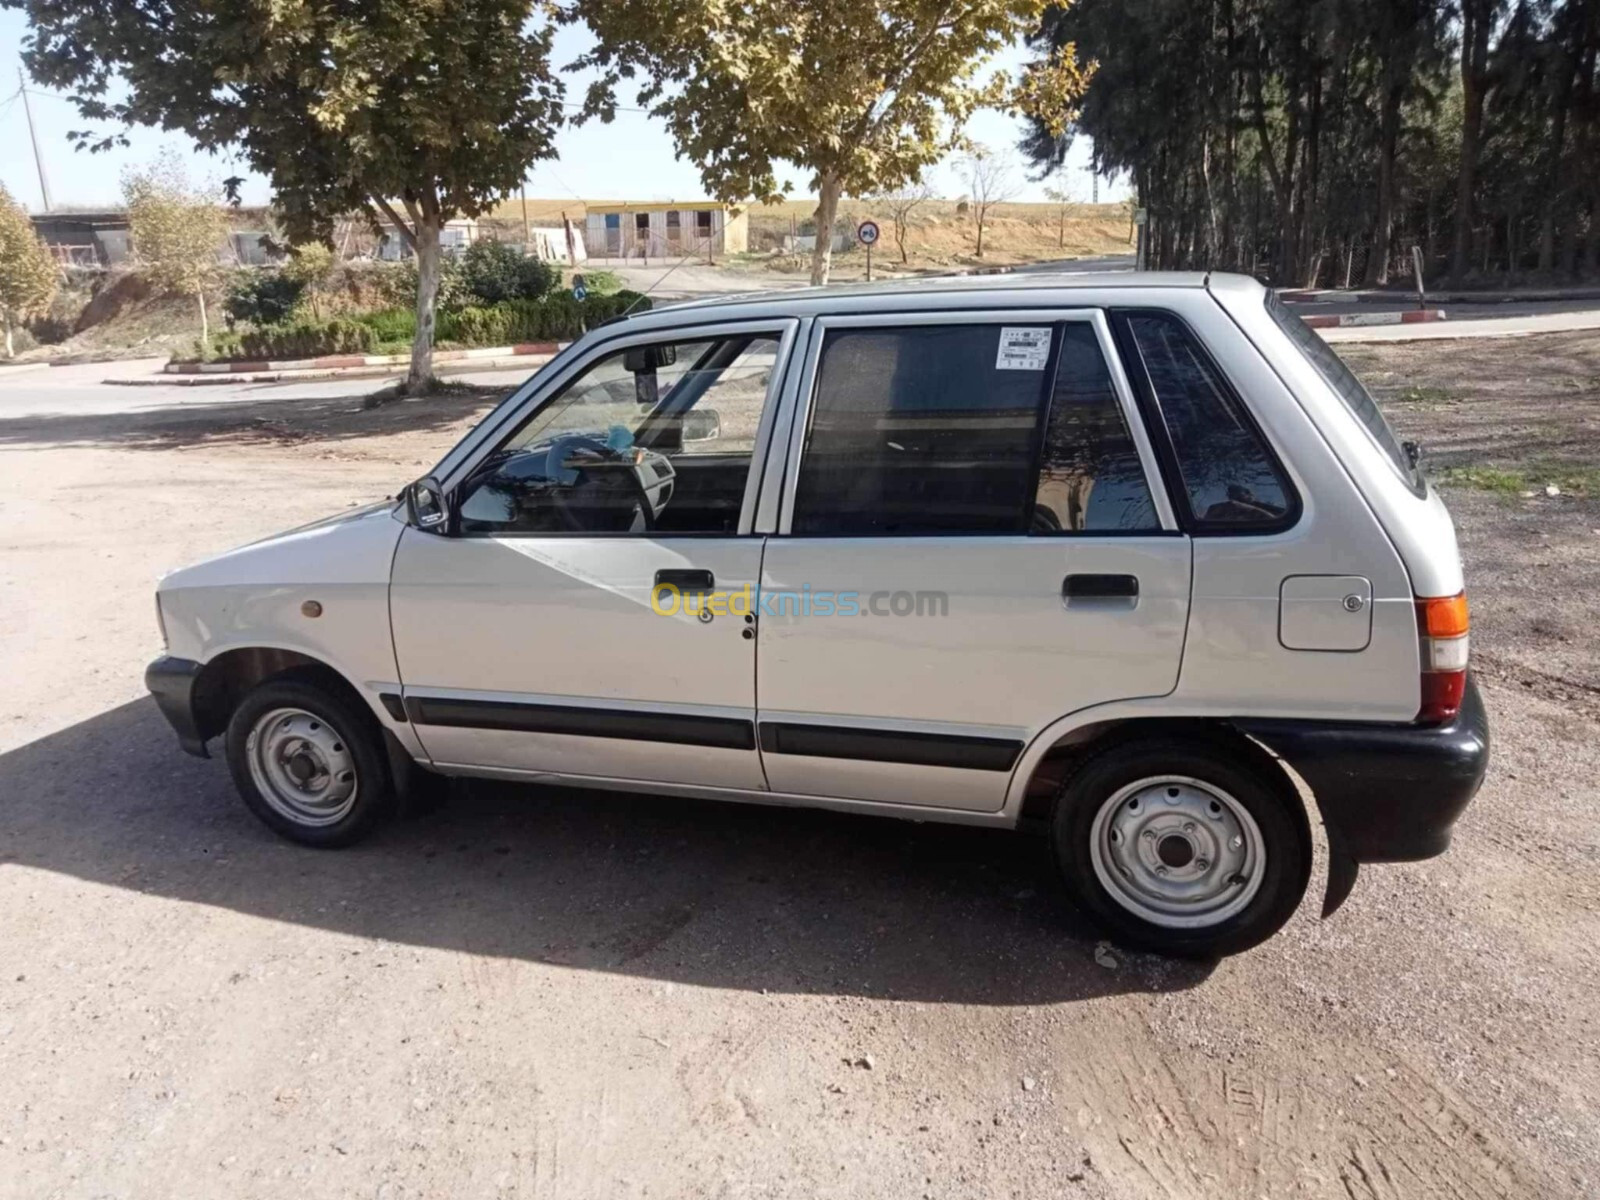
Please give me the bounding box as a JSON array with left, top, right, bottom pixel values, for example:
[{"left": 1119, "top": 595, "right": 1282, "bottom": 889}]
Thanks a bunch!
[
  {"left": 232, "top": 317, "right": 378, "bottom": 359},
  {"left": 353, "top": 307, "right": 417, "bottom": 343},
  {"left": 224, "top": 269, "right": 306, "bottom": 326},
  {"left": 434, "top": 291, "right": 653, "bottom": 347},
  {"left": 459, "top": 239, "right": 560, "bottom": 304}
]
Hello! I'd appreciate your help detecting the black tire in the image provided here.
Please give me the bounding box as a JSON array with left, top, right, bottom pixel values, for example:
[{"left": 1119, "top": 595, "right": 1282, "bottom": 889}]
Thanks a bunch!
[
  {"left": 224, "top": 677, "right": 394, "bottom": 848},
  {"left": 1050, "top": 738, "right": 1310, "bottom": 958}
]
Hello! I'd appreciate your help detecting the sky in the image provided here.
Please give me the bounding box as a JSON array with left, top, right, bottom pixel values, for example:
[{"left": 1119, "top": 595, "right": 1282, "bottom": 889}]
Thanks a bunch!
[{"left": 1, "top": 13, "right": 1125, "bottom": 214}]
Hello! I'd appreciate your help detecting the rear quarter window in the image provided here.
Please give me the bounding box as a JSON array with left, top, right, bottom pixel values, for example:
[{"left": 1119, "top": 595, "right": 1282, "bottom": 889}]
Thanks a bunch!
[{"left": 1265, "top": 290, "right": 1425, "bottom": 495}]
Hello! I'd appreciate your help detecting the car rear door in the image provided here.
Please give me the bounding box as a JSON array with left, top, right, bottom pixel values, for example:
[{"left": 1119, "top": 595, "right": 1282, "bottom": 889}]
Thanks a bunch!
[{"left": 753, "top": 309, "right": 1191, "bottom": 813}]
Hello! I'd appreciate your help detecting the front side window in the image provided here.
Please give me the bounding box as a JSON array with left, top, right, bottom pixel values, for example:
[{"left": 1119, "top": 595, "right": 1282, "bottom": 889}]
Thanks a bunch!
[
  {"left": 1121, "top": 312, "right": 1295, "bottom": 530},
  {"left": 791, "top": 322, "right": 1159, "bottom": 536},
  {"left": 457, "top": 333, "right": 778, "bottom": 536}
]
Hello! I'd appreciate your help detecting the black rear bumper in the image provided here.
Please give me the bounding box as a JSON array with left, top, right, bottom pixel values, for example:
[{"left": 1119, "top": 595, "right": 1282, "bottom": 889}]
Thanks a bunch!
[
  {"left": 1236, "top": 675, "right": 1489, "bottom": 912},
  {"left": 145, "top": 655, "right": 209, "bottom": 758}
]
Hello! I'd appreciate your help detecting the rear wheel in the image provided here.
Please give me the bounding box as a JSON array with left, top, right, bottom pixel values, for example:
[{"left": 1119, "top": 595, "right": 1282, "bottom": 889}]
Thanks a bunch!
[
  {"left": 1051, "top": 739, "right": 1309, "bottom": 957},
  {"left": 224, "top": 678, "right": 393, "bottom": 847}
]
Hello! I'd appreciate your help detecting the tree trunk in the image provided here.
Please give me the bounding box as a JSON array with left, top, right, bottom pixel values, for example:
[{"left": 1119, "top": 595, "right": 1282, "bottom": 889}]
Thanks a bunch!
[
  {"left": 197, "top": 291, "right": 209, "bottom": 346},
  {"left": 1452, "top": 3, "right": 1493, "bottom": 281},
  {"left": 1366, "top": 80, "right": 1404, "bottom": 285},
  {"left": 808, "top": 175, "right": 842, "bottom": 286},
  {"left": 409, "top": 214, "right": 443, "bottom": 390},
  {"left": 3, "top": 314, "right": 13, "bottom": 359},
  {"left": 976, "top": 209, "right": 986, "bottom": 257}
]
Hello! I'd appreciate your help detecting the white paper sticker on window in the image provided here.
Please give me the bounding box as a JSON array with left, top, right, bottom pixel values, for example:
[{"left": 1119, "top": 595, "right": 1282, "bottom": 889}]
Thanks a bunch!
[{"left": 996, "top": 326, "right": 1051, "bottom": 371}]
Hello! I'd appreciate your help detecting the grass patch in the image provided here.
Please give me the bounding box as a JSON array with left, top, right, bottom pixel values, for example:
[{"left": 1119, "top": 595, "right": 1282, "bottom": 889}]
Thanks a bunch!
[{"left": 1433, "top": 461, "right": 1600, "bottom": 497}]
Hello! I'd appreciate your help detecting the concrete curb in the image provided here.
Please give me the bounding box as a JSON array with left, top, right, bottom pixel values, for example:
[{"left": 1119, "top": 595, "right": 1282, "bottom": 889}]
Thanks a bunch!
[
  {"left": 1281, "top": 285, "right": 1600, "bottom": 305},
  {"left": 163, "top": 341, "right": 565, "bottom": 375},
  {"left": 1301, "top": 309, "right": 1447, "bottom": 329},
  {"left": 0, "top": 361, "right": 52, "bottom": 379},
  {"left": 106, "top": 353, "right": 556, "bottom": 388}
]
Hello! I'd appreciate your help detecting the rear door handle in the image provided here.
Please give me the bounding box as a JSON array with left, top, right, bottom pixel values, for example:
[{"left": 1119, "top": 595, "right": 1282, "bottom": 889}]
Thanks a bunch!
[
  {"left": 655, "top": 568, "right": 715, "bottom": 594},
  {"left": 1062, "top": 573, "right": 1139, "bottom": 600}
]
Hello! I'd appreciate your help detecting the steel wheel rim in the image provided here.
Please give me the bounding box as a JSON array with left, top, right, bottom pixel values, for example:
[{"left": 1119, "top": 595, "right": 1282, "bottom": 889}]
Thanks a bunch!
[
  {"left": 245, "top": 707, "right": 359, "bottom": 828},
  {"left": 1088, "top": 775, "right": 1265, "bottom": 929}
]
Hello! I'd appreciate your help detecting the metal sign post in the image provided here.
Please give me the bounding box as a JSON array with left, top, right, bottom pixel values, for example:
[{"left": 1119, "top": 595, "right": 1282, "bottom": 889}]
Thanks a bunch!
[{"left": 857, "top": 219, "right": 881, "bottom": 282}]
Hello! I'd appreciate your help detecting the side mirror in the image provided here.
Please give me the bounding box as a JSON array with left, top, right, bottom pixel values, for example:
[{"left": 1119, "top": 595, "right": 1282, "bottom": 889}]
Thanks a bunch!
[
  {"left": 683, "top": 408, "right": 720, "bottom": 443},
  {"left": 404, "top": 475, "right": 450, "bottom": 533}
]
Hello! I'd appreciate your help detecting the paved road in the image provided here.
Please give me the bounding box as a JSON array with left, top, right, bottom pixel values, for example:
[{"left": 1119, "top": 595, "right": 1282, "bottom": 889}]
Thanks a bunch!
[{"left": 0, "top": 356, "right": 538, "bottom": 420}]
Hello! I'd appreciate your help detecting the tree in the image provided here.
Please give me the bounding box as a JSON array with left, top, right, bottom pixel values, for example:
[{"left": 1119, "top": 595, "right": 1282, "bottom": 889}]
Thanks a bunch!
[
  {"left": 1020, "top": 0, "right": 1599, "bottom": 285},
  {"left": 566, "top": 0, "right": 1045, "bottom": 285},
  {"left": 876, "top": 181, "right": 935, "bottom": 264},
  {"left": 1044, "top": 181, "right": 1073, "bottom": 249},
  {"left": 123, "top": 153, "right": 229, "bottom": 345},
  {"left": 12, "top": 0, "right": 564, "bottom": 392},
  {"left": 0, "top": 184, "right": 57, "bottom": 358},
  {"left": 964, "top": 147, "right": 1019, "bottom": 258}
]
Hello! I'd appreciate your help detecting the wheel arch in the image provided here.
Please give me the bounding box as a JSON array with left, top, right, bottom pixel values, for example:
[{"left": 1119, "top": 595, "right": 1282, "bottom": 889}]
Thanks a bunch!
[
  {"left": 1012, "top": 711, "right": 1327, "bottom": 906},
  {"left": 192, "top": 646, "right": 371, "bottom": 745}
]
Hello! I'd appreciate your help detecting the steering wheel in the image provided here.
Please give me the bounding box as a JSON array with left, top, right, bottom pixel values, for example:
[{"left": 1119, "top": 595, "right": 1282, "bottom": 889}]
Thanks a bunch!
[{"left": 545, "top": 434, "right": 657, "bottom": 533}]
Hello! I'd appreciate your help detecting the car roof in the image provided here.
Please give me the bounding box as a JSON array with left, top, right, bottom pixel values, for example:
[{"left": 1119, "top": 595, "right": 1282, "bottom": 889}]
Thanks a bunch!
[{"left": 616, "top": 270, "right": 1262, "bottom": 330}]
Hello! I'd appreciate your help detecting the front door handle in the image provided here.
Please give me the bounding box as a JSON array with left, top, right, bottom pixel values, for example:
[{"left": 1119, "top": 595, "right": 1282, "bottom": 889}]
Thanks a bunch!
[
  {"left": 655, "top": 568, "right": 715, "bottom": 594},
  {"left": 1063, "top": 573, "right": 1139, "bottom": 600}
]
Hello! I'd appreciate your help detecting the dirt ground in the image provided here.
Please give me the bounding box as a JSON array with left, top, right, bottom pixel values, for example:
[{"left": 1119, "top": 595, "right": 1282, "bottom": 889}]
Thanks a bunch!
[{"left": 2, "top": 332, "right": 1599, "bottom": 1199}]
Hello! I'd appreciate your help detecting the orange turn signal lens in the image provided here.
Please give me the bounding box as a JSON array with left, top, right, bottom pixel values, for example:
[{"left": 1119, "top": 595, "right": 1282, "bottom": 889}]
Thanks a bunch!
[{"left": 1417, "top": 592, "right": 1469, "bottom": 639}]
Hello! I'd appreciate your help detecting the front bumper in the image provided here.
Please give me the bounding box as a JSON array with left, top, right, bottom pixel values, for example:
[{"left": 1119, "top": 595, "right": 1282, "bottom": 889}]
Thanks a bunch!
[
  {"left": 145, "top": 655, "right": 209, "bottom": 758},
  {"left": 1237, "top": 675, "right": 1490, "bottom": 913}
]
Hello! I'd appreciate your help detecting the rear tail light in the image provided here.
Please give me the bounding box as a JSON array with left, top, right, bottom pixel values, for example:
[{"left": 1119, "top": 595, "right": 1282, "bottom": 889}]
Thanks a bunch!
[{"left": 1416, "top": 592, "right": 1469, "bottom": 723}]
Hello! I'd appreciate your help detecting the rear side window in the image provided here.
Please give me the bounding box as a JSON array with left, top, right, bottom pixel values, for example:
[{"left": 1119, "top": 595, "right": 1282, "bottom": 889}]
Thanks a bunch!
[
  {"left": 791, "top": 323, "right": 1159, "bottom": 536},
  {"left": 1265, "top": 290, "right": 1424, "bottom": 494},
  {"left": 1121, "top": 312, "right": 1296, "bottom": 531}
]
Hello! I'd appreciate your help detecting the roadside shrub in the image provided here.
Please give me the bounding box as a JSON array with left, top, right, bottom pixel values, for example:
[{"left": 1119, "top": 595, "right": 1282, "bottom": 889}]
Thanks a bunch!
[
  {"left": 459, "top": 239, "right": 560, "bottom": 304},
  {"left": 373, "top": 257, "right": 467, "bottom": 311},
  {"left": 353, "top": 307, "right": 417, "bottom": 343},
  {"left": 24, "top": 314, "right": 72, "bottom": 345},
  {"left": 433, "top": 291, "right": 654, "bottom": 346},
  {"left": 224, "top": 269, "right": 305, "bottom": 326},
  {"left": 579, "top": 268, "right": 622, "bottom": 296},
  {"left": 233, "top": 316, "right": 378, "bottom": 359}
]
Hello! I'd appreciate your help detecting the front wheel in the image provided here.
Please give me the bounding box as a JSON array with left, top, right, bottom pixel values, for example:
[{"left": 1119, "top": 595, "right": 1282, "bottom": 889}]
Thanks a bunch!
[
  {"left": 1051, "top": 739, "right": 1310, "bottom": 957},
  {"left": 224, "top": 678, "right": 394, "bottom": 847}
]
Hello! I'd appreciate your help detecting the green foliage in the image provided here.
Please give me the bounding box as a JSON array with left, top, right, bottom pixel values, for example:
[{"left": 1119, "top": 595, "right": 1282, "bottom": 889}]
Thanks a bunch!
[
  {"left": 579, "top": 268, "right": 622, "bottom": 295},
  {"left": 353, "top": 308, "right": 418, "bottom": 343},
  {"left": 224, "top": 270, "right": 306, "bottom": 327},
  {"left": 231, "top": 317, "right": 379, "bottom": 360},
  {"left": 568, "top": 0, "right": 1044, "bottom": 282},
  {"left": 375, "top": 258, "right": 467, "bottom": 312},
  {"left": 18, "top": 0, "right": 566, "bottom": 384},
  {"left": 122, "top": 151, "right": 228, "bottom": 299},
  {"left": 458, "top": 240, "right": 560, "bottom": 304},
  {"left": 438, "top": 291, "right": 652, "bottom": 346},
  {"left": 0, "top": 183, "right": 60, "bottom": 356},
  {"left": 1026, "top": 0, "right": 1599, "bottom": 284}
]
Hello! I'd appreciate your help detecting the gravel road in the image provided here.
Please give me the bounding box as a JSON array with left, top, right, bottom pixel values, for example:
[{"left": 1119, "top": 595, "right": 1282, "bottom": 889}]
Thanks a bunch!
[{"left": 2, "top": 334, "right": 1597, "bottom": 1199}]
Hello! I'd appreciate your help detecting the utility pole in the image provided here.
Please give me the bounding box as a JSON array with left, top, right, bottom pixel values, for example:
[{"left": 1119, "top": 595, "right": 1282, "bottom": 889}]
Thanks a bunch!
[
  {"left": 19, "top": 69, "right": 53, "bottom": 212},
  {"left": 520, "top": 185, "right": 531, "bottom": 247}
]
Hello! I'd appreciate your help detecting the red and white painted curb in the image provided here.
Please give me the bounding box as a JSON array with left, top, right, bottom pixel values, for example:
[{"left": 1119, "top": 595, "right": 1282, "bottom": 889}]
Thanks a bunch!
[
  {"left": 1300, "top": 310, "right": 1447, "bottom": 329},
  {"left": 165, "top": 341, "right": 566, "bottom": 375}
]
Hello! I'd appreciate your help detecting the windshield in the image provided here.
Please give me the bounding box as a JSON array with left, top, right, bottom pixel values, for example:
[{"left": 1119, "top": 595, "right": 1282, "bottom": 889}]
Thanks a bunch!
[{"left": 1265, "top": 291, "right": 1424, "bottom": 495}]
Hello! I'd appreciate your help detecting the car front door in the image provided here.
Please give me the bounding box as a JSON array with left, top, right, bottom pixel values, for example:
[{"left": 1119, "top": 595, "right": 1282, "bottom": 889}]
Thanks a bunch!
[
  {"left": 390, "top": 319, "right": 800, "bottom": 790},
  {"left": 754, "top": 310, "right": 1191, "bottom": 813}
]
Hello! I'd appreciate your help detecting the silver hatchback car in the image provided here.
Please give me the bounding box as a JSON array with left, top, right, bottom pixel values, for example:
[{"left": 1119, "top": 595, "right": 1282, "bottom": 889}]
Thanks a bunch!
[{"left": 146, "top": 273, "right": 1488, "bottom": 957}]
